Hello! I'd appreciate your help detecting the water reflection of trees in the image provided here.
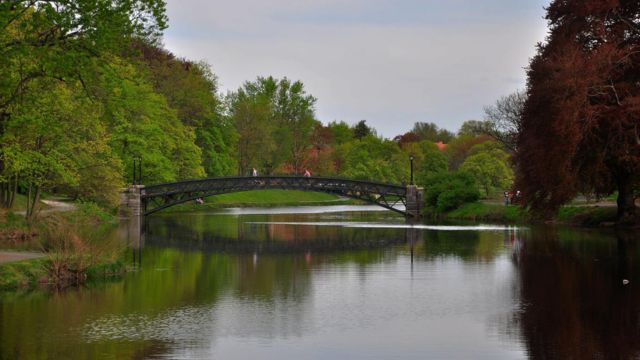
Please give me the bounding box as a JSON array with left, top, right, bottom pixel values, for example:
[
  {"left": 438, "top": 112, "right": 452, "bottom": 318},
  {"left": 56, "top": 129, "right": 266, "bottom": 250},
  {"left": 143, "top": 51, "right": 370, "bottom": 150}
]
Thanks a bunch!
[
  {"left": 420, "top": 230, "right": 506, "bottom": 261},
  {"left": 509, "top": 228, "right": 640, "bottom": 359},
  {"left": 146, "top": 214, "right": 407, "bottom": 254}
]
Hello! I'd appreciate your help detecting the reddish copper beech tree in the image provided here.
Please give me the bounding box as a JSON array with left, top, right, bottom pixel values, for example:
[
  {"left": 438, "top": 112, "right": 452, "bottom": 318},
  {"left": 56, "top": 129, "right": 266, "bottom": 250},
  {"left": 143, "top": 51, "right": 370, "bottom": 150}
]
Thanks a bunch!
[{"left": 515, "top": 0, "right": 640, "bottom": 222}]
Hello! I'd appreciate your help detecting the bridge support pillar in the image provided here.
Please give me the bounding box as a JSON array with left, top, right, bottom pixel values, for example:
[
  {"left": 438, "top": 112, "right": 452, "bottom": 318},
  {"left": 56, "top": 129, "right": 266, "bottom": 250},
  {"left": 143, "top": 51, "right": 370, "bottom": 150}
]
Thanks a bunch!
[
  {"left": 120, "top": 185, "right": 145, "bottom": 217},
  {"left": 406, "top": 185, "right": 423, "bottom": 218}
]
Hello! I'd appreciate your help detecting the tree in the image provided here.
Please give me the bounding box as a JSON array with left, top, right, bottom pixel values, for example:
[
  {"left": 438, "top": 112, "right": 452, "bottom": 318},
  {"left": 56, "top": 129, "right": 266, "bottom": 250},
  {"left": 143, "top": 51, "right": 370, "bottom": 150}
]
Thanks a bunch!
[
  {"left": 129, "top": 42, "right": 237, "bottom": 176},
  {"left": 408, "top": 141, "right": 448, "bottom": 185},
  {"left": 423, "top": 171, "right": 480, "bottom": 212},
  {"left": 443, "top": 134, "right": 493, "bottom": 170},
  {"left": 229, "top": 76, "right": 317, "bottom": 174},
  {"left": 353, "top": 120, "right": 372, "bottom": 140},
  {"left": 335, "top": 135, "right": 407, "bottom": 184},
  {"left": 515, "top": 0, "right": 640, "bottom": 221},
  {"left": 327, "top": 121, "right": 353, "bottom": 145},
  {"left": 483, "top": 90, "right": 526, "bottom": 152},
  {"left": 457, "top": 120, "right": 494, "bottom": 138},
  {"left": 229, "top": 92, "right": 273, "bottom": 175},
  {"left": 97, "top": 60, "right": 204, "bottom": 184},
  {"left": 412, "top": 122, "right": 454, "bottom": 143},
  {"left": 393, "top": 132, "right": 420, "bottom": 148},
  {"left": 460, "top": 142, "right": 513, "bottom": 197},
  {"left": 0, "top": 0, "right": 167, "bottom": 208},
  {"left": 0, "top": 0, "right": 167, "bottom": 124},
  {"left": 2, "top": 78, "right": 123, "bottom": 218}
]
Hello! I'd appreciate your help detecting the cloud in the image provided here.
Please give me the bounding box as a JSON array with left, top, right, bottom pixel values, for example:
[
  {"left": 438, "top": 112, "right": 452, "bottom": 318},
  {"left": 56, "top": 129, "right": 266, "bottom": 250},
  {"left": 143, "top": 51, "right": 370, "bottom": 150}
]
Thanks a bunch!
[{"left": 163, "top": 0, "right": 549, "bottom": 137}]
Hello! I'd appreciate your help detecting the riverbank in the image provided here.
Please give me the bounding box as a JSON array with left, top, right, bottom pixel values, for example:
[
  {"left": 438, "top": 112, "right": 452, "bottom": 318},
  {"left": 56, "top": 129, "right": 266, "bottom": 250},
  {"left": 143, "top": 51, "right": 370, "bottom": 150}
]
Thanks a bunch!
[
  {"left": 0, "top": 201, "right": 127, "bottom": 291},
  {"left": 166, "top": 189, "right": 361, "bottom": 212},
  {"left": 429, "top": 201, "right": 619, "bottom": 227}
]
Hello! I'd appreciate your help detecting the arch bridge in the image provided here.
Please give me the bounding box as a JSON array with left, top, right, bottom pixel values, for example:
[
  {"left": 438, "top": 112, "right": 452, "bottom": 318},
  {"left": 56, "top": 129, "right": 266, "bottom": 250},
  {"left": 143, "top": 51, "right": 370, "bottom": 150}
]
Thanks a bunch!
[{"left": 121, "top": 176, "right": 423, "bottom": 218}]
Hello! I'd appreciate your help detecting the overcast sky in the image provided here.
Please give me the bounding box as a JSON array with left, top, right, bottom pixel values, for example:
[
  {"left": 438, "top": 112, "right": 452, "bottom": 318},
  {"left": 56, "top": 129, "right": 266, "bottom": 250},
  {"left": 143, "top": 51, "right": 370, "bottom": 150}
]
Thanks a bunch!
[{"left": 162, "top": 0, "right": 550, "bottom": 138}]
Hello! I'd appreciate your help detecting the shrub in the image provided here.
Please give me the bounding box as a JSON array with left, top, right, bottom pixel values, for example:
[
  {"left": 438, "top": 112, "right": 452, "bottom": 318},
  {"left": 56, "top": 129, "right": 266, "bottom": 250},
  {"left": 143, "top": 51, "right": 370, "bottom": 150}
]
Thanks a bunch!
[{"left": 424, "top": 171, "right": 481, "bottom": 212}]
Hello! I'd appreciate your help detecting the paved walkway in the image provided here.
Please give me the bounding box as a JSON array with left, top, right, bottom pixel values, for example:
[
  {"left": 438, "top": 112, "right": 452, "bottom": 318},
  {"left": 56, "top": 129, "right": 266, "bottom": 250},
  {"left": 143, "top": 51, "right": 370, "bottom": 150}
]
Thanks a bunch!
[
  {"left": 15, "top": 199, "right": 77, "bottom": 216},
  {"left": 0, "top": 251, "right": 43, "bottom": 264}
]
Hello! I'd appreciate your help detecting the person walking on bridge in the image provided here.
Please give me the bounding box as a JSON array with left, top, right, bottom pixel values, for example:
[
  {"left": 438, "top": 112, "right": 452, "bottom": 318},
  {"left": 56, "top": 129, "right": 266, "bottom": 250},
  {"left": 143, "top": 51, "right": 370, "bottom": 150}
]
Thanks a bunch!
[
  {"left": 252, "top": 168, "right": 258, "bottom": 177},
  {"left": 303, "top": 169, "right": 311, "bottom": 177}
]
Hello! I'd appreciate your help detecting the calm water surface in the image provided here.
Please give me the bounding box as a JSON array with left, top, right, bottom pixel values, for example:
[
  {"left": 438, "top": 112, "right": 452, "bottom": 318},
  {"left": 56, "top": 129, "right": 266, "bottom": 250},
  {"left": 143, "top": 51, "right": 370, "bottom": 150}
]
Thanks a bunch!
[{"left": 1, "top": 206, "right": 639, "bottom": 359}]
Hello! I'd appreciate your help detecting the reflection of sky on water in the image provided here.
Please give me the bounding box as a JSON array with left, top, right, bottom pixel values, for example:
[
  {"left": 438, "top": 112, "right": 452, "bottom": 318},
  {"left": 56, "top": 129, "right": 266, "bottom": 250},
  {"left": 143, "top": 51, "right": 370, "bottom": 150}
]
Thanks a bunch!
[
  {"left": 83, "top": 256, "right": 524, "bottom": 360},
  {"left": 244, "top": 221, "right": 520, "bottom": 231},
  {"left": 204, "top": 205, "right": 401, "bottom": 215}
]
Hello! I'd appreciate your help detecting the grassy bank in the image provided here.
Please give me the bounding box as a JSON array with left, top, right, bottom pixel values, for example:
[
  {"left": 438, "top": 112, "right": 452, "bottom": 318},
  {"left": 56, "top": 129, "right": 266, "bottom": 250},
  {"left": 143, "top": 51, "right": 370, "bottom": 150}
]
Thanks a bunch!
[
  {"left": 167, "top": 189, "right": 360, "bottom": 212},
  {"left": 429, "top": 202, "right": 618, "bottom": 226},
  {"left": 0, "top": 201, "right": 126, "bottom": 291}
]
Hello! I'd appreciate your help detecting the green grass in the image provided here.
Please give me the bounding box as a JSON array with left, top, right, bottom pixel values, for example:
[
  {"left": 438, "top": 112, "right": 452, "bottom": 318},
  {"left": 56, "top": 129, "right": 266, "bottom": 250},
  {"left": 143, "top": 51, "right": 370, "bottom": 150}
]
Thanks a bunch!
[
  {"left": 557, "top": 206, "right": 617, "bottom": 225},
  {"left": 0, "top": 257, "right": 48, "bottom": 290},
  {"left": 436, "top": 201, "right": 619, "bottom": 226},
  {"left": 167, "top": 190, "right": 358, "bottom": 212},
  {"left": 0, "top": 255, "right": 127, "bottom": 291},
  {"left": 444, "top": 202, "right": 528, "bottom": 223}
]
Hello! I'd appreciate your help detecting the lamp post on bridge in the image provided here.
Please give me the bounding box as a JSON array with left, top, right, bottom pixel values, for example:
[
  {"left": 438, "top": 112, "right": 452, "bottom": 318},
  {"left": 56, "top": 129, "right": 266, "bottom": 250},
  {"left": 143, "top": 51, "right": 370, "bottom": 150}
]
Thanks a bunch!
[{"left": 409, "top": 155, "right": 414, "bottom": 185}]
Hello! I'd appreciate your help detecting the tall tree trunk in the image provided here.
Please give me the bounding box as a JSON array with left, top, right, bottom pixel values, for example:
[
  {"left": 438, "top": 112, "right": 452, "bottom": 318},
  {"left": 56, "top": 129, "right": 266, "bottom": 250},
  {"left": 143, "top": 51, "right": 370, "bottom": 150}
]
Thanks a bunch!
[
  {"left": 616, "top": 173, "right": 637, "bottom": 222},
  {"left": 0, "top": 182, "right": 5, "bottom": 208},
  {"left": 31, "top": 185, "right": 41, "bottom": 218},
  {"left": 26, "top": 183, "right": 32, "bottom": 219},
  {"left": 26, "top": 184, "right": 41, "bottom": 221}
]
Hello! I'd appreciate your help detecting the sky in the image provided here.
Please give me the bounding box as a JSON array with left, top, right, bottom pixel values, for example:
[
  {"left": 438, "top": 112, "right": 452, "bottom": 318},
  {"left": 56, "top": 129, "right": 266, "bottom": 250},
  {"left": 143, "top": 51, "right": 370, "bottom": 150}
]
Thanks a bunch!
[{"left": 162, "top": 0, "right": 551, "bottom": 138}]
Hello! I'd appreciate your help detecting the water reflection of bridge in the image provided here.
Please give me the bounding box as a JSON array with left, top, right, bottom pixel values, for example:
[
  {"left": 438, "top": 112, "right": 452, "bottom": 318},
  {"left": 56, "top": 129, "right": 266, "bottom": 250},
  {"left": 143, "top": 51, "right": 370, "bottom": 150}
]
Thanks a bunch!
[{"left": 141, "top": 220, "right": 421, "bottom": 254}]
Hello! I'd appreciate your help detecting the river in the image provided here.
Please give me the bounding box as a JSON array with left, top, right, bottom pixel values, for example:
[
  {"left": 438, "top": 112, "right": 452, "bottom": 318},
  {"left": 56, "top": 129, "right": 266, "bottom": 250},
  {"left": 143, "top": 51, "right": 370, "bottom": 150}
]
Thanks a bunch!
[{"left": 1, "top": 206, "right": 638, "bottom": 359}]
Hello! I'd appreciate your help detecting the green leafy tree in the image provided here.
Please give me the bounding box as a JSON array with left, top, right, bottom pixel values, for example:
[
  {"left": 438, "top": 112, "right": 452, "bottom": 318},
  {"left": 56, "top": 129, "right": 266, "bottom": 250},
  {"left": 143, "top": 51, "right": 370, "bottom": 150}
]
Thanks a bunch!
[
  {"left": 457, "top": 120, "right": 494, "bottom": 138},
  {"left": 129, "top": 42, "right": 237, "bottom": 176},
  {"left": 459, "top": 141, "right": 513, "bottom": 197},
  {"left": 336, "top": 135, "right": 407, "bottom": 184},
  {"left": 230, "top": 92, "right": 274, "bottom": 175},
  {"left": 327, "top": 121, "right": 353, "bottom": 145},
  {"left": 229, "top": 76, "right": 317, "bottom": 174},
  {"left": 417, "top": 147, "right": 448, "bottom": 185},
  {"left": 0, "top": 0, "right": 168, "bottom": 208},
  {"left": 2, "top": 79, "right": 123, "bottom": 218},
  {"left": 97, "top": 60, "right": 204, "bottom": 184},
  {"left": 424, "top": 171, "right": 481, "bottom": 212}
]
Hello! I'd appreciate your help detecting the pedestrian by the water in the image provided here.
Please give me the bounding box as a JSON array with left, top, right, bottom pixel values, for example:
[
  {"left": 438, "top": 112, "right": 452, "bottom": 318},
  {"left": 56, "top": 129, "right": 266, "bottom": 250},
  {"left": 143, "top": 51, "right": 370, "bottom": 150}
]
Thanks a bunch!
[
  {"left": 252, "top": 168, "right": 258, "bottom": 177},
  {"left": 304, "top": 169, "right": 311, "bottom": 177}
]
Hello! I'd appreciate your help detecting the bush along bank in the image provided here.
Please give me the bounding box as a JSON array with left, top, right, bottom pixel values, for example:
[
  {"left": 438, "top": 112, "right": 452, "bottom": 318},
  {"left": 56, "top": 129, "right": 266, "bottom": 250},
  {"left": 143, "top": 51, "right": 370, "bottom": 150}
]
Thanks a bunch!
[{"left": 0, "top": 203, "right": 128, "bottom": 291}]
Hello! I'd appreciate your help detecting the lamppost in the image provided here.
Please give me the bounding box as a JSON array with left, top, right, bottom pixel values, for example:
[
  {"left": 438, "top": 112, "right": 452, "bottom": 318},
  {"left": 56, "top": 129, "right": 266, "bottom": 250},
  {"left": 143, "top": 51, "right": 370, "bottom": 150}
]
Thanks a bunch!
[
  {"left": 409, "top": 155, "right": 414, "bottom": 185},
  {"left": 132, "top": 156, "right": 142, "bottom": 185}
]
